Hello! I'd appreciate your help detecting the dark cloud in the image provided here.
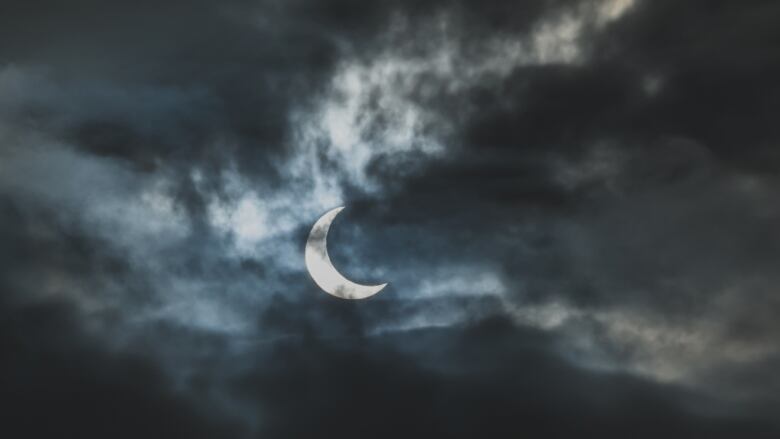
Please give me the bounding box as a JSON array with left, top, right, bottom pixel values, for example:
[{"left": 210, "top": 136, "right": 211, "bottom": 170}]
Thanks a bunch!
[
  {"left": 235, "top": 316, "right": 780, "bottom": 438},
  {"left": 2, "top": 0, "right": 780, "bottom": 436},
  {"left": 0, "top": 297, "right": 247, "bottom": 438},
  {"left": 4, "top": 290, "right": 778, "bottom": 438}
]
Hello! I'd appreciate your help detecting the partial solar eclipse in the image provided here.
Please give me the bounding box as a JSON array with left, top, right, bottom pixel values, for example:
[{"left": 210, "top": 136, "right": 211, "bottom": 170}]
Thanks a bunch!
[{"left": 305, "top": 206, "right": 388, "bottom": 299}]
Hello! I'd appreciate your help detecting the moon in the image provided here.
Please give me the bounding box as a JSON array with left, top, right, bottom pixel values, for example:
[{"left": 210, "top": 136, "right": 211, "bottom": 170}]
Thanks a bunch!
[{"left": 305, "top": 206, "right": 388, "bottom": 300}]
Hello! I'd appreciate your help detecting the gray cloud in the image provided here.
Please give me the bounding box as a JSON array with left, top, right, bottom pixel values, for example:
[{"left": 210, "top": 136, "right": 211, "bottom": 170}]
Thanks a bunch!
[{"left": 2, "top": 0, "right": 780, "bottom": 436}]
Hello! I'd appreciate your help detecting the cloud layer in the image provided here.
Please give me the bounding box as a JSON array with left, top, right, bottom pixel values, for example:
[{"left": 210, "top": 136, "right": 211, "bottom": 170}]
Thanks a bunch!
[{"left": 2, "top": 0, "right": 780, "bottom": 437}]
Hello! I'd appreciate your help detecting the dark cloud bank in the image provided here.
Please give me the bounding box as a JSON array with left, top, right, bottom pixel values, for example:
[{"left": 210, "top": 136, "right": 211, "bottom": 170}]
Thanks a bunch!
[{"left": 2, "top": 0, "right": 780, "bottom": 437}]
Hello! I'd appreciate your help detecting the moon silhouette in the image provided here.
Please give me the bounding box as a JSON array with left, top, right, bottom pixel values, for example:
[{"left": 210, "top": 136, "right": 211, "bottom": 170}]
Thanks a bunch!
[{"left": 305, "top": 206, "right": 388, "bottom": 300}]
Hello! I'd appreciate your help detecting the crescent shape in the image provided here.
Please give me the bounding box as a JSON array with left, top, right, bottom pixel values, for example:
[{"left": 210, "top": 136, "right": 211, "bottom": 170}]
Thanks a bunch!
[{"left": 305, "top": 206, "right": 388, "bottom": 300}]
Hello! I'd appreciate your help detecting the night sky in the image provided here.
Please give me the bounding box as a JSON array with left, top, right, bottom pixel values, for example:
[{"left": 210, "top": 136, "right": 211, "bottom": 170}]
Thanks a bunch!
[{"left": 2, "top": 1, "right": 780, "bottom": 437}]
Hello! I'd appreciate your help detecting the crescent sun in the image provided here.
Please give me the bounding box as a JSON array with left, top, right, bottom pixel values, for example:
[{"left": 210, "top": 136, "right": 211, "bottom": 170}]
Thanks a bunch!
[{"left": 304, "top": 206, "right": 388, "bottom": 300}]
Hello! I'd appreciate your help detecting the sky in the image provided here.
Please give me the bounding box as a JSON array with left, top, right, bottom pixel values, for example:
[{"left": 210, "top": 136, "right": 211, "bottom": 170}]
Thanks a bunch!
[{"left": 1, "top": 0, "right": 780, "bottom": 437}]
